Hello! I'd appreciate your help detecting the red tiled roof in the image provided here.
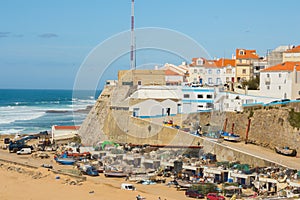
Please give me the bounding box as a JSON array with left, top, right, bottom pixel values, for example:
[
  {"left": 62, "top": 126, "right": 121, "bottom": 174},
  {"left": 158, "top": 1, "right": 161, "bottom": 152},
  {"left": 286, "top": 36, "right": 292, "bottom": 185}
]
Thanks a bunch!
[
  {"left": 285, "top": 45, "right": 300, "bottom": 53},
  {"left": 53, "top": 126, "right": 80, "bottom": 130},
  {"left": 236, "top": 49, "right": 259, "bottom": 59},
  {"left": 262, "top": 62, "right": 300, "bottom": 72}
]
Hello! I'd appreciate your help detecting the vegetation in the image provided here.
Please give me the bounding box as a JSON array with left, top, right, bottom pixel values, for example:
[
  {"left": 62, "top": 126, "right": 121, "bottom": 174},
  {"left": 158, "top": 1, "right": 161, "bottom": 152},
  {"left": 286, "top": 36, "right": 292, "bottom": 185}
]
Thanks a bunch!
[
  {"left": 288, "top": 108, "right": 300, "bottom": 128},
  {"left": 248, "top": 109, "right": 254, "bottom": 118},
  {"left": 241, "top": 77, "right": 260, "bottom": 90},
  {"left": 190, "top": 183, "right": 218, "bottom": 195}
]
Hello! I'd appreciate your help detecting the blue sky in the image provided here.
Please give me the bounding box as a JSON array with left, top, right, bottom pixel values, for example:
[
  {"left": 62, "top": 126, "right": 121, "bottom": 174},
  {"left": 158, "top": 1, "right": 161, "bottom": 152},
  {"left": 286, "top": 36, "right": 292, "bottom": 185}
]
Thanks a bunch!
[{"left": 0, "top": 0, "right": 299, "bottom": 89}]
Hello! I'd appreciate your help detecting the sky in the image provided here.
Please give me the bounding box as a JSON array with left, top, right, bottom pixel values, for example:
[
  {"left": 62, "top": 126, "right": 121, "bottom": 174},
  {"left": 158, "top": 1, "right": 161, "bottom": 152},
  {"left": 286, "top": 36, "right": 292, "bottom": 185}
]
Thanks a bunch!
[{"left": 0, "top": 0, "right": 300, "bottom": 90}]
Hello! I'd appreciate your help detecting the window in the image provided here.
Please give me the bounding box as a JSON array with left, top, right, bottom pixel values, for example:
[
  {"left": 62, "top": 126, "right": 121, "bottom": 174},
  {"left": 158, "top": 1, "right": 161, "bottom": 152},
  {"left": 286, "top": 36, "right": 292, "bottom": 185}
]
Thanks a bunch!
[
  {"left": 217, "top": 69, "right": 220, "bottom": 74},
  {"left": 183, "top": 94, "right": 190, "bottom": 98},
  {"left": 285, "top": 53, "right": 292, "bottom": 58},
  {"left": 194, "top": 69, "right": 197, "bottom": 73},
  {"left": 216, "top": 78, "right": 221, "bottom": 84},
  {"left": 208, "top": 78, "right": 212, "bottom": 84},
  {"left": 197, "top": 94, "right": 203, "bottom": 98},
  {"left": 267, "top": 86, "right": 270, "bottom": 90},
  {"left": 207, "top": 94, "right": 213, "bottom": 99},
  {"left": 200, "top": 69, "right": 203, "bottom": 73},
  {"left": 197, "top": 59, "right": 203, "bottom": 65},
  {"left": 197, "top": 105, "right": 204, "bottom": 108},
  {"left": 226, "top": 69, "right": 232, "bottom": 74},
  {"left": 208, "top": 69, "right": 212, "bottom": 74},
  {"left": 279, "top": 73, "right": 281, "bottom": 78},
  {"left": 267, "top": 74, "right": 270, "bottom": 78},
  {"left": 279, "top": 86, "right": 281, "bottom": 90},
  {"left": 239, "top": 50, "right": 245, "bottom": 55},
  {"left": 137, "top": 80, "right": 142, "bottom": 85}
]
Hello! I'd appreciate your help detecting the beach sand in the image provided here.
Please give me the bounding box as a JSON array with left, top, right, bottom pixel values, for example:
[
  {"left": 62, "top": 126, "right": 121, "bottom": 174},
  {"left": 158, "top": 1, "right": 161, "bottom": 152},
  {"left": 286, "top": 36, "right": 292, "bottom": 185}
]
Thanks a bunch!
[{"left": 0, "top": 162, "right": 188, "bottom": 200}]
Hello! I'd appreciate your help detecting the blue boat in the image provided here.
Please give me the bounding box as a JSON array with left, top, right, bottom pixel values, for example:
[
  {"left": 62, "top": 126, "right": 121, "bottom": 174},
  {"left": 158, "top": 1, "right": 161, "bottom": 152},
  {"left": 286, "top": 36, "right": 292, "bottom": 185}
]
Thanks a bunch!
[
  {"left": 54, "top": 152, "right": 76, "bottom": 165},
  {"left": 221, "top": 131, "right": 241, "bottom": 142}
]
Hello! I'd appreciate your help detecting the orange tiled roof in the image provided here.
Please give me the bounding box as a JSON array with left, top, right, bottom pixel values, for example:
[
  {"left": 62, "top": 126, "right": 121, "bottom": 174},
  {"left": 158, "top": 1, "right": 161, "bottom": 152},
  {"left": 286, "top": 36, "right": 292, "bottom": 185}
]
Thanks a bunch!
[
  {"left": 53, "top": 126, "right": 80, "bottom": 130},
  {"left": 214, "top": 58, "right": 236, "bottom": 67},
  {"left": 262, "top": 62, "right": 300, "bottom": 72},
  {"left": 285, "top": 45, "right": 300, "bottom": 53},
  {"left": 165, "top": 69, "right": 181, "bottom": 76},
  {"left": 236, "top": 49, "right": 259, "bottom": 59}
]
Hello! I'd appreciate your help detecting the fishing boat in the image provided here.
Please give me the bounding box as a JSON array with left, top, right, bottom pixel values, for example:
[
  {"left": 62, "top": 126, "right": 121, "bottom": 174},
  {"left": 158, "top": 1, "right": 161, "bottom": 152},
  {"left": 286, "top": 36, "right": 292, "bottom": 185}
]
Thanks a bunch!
[
  {"left": 104, "top": 170, "right": 128, "bottom": 178},
  {"left": 275, "top": 146, "right": 297, "bottom": 157},
  {"left": 54, "top": 152, "right": 76, "bottom": 165},
  {"left": 54, "top": 156, "right": 76, "bottom": 165},
  {"left": 221, "top": 131, "right": 241, "bottom": 142}
]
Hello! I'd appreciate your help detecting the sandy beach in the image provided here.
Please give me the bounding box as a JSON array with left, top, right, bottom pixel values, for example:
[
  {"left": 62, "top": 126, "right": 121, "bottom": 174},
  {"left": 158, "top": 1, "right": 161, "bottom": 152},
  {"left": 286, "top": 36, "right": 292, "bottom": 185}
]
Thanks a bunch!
[{"left": 0, "top": 159, "right": 189, "bottom": 200}]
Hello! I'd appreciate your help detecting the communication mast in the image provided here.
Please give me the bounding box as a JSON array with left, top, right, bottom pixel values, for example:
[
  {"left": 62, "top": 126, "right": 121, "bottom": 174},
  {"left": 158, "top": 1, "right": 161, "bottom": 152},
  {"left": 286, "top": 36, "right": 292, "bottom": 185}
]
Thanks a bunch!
[{"left": 130, "top": 0, "right": 136, "bottom": 69}]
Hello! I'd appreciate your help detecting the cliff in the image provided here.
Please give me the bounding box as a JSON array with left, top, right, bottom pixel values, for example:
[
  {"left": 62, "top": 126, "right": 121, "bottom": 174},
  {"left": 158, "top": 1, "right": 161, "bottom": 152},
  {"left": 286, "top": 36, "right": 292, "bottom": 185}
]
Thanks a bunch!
[{"left": 79, "top": 86, "right": 300, "bottom": 154}]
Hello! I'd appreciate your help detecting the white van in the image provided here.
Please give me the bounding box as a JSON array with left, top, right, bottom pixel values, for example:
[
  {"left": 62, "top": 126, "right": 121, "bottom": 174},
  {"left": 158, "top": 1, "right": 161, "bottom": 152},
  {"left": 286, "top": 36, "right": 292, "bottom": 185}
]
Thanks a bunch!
[
  {"left": 17, "top": 148, "right": 32, "bottom": 155},
  {"left": 121, "top": 183, "right": 135, "bottom": 190}
]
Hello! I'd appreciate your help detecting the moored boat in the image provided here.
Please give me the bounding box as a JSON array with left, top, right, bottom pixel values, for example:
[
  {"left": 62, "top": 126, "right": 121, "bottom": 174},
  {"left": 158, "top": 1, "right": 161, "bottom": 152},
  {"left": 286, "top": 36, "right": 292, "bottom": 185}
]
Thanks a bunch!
[
  {"left": 221, "top": 131, "right": 241, "bottom": 142},
  {"left": 275, "top": 146, "right": 297, "bottom": 157},
  {"left": 104, "top": 170, "right": 128, "bottom": 178}
]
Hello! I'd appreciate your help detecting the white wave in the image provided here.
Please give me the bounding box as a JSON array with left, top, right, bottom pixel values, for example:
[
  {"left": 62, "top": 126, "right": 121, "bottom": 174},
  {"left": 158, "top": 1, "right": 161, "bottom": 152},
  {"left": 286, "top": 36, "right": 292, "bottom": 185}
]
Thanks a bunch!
[
  {"left": 0, "top": 128, "right": 25, "bottom": 134},
  {"left": 0, "top": 106, "right": 45, "bottom": 125}
]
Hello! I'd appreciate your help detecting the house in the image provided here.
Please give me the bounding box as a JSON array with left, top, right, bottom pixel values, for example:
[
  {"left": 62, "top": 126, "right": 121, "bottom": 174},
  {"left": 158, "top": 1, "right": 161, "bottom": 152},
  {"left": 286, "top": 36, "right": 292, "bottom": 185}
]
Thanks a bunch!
[
  {"left": 164, "top": 69, "right": 184, "bottom": 86},
  {"left": 129, "top": 86, "right": 181, "bottom": 118},
  {"left": 188, "top": 57, "right": 208, "bottom": 84},
  {"left": 283, "top": 45, "right": 300, "bottom": 62},
  {"left": 259, "top": 61, "right": 300, "bottom": 99},
  {"left": 51, "top": 125, "right": 80, "bottom": 143},
  {"left": 188, "top": 58, "right": 236, "bottom": 87},
  {"left": 181, "top": 86, "right": 215, "bottom": 113},
  {"left": 267, "top": 45, "right": 293, "bottom": 67},
  {"left": 118, "top": 69, "right": 166, "bottom": 86},
  {"left": 235, "top": 49, "right": 260, "bottom": 83},
  {"left": 214, "top": 58, "right": 236, "bottom": 85}
]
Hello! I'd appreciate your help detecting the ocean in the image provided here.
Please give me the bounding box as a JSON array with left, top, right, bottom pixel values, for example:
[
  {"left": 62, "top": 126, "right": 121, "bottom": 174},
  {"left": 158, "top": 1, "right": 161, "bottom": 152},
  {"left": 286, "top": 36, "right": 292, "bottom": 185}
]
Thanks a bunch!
[{"left": 0, "top": 89, "right": 101, "bottom": 134}]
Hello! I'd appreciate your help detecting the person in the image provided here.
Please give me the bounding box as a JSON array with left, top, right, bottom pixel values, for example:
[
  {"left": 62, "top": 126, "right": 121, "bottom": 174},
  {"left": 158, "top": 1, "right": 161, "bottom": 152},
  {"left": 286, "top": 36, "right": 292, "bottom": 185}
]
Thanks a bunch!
[
  {"left": 136, "top": 194, "right": 141, "bottom": 200},
  {"left": 158, "top": 197, "right": 161, "bottom": 200}
]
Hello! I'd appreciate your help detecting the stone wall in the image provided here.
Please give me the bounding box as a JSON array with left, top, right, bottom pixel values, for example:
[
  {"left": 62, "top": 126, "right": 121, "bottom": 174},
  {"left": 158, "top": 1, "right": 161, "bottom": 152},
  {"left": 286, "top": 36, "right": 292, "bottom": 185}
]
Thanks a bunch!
[{"left": 79, "top": 85, "right": 300, "bottom": 157}]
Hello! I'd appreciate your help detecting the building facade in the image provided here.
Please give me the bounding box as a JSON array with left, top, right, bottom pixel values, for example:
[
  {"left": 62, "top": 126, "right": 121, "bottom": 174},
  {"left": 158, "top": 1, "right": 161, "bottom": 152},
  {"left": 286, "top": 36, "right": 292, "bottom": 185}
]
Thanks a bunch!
[
  {"left": 283, "top": 45, "right": 300, "bottom": 62},
  {"left": 235, "top": 49, "right": 260, "bottom": 82},
  {"left": 259, "top": 62, "right": 300, "bottom": 99}
]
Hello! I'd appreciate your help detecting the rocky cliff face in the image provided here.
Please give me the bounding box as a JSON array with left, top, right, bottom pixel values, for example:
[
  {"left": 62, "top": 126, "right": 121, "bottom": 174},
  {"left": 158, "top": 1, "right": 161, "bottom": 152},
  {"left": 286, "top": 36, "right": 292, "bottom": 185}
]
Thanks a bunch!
[{"left": 79, "top": 86, "right": 300, "bottom": 153}]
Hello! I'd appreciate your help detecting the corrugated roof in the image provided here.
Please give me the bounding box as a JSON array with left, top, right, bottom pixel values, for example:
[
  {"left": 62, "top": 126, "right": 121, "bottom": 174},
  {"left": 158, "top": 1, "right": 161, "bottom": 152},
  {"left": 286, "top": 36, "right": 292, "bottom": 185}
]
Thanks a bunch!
[{"left": 262, "top": 62, "right": 300, "bottom": 72}]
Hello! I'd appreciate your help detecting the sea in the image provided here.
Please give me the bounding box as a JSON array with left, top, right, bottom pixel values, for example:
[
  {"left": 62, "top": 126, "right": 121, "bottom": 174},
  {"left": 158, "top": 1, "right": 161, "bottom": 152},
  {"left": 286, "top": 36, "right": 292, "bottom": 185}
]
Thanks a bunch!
[{"left": 0, "top": 89, "right": 101, "bottom": 135}]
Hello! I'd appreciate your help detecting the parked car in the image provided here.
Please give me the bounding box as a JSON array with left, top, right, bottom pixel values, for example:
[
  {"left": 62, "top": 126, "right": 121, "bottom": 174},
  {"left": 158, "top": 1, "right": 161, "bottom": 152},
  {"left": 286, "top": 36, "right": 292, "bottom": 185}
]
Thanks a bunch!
[
  {"left": 206, "top": 193, "right": 225, "bottom": 200},
  {"left": 17, "top": 148, "right": 32, "bottom": 155},
  {"left": 121, "top": 183, "right": 135, "bottom": 190},
  {"left": 185, "top": 189, "right": 204, "bottom": 198}
]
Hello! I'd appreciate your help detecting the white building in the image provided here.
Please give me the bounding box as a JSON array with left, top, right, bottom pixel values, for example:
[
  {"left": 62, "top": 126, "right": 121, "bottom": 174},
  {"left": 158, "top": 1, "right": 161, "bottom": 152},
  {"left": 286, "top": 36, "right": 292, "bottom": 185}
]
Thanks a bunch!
[
  {"left": 260, "top": 61, "right": 300, "bottom": 99},
  {"left": 51, "top": 125, "right": 80, "bottom": 143},
  {"left": 181, "top": 87, "right": 215, "bottom": 113},
  {"left": 188, "top": 58, "right": 236, "bottom": 86}
]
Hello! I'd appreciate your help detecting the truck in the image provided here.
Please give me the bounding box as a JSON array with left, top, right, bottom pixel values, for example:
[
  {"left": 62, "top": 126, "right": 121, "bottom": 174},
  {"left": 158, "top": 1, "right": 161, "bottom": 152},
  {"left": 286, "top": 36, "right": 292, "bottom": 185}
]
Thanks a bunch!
[
  {"left": 8, "top": 142, "right": 33, "bottom": 153},
  {"left": 8, "top": 136, "right": 35, "bottom": 153}
]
